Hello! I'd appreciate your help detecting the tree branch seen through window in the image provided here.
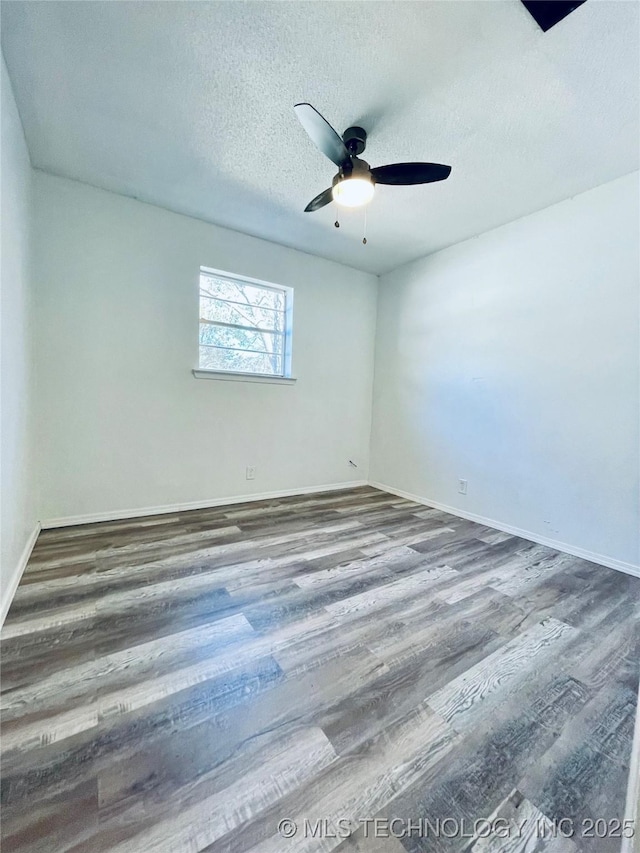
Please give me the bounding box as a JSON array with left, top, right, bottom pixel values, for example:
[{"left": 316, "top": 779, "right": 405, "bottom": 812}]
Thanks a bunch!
[{"left": 198, "top": 269, "right": 293, "bottom": 377}]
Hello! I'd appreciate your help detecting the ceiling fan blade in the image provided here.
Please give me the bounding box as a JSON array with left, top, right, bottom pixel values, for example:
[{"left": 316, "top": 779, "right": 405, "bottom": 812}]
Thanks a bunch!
[
  {"left": 371, "top": 162, "right": 451, "bottom": 185},
  {"left": 294, "top": 103, "right": 350, "bottom": 167},
  {"left": 304, "top": 187, "right": 334, "bottom": 213}
]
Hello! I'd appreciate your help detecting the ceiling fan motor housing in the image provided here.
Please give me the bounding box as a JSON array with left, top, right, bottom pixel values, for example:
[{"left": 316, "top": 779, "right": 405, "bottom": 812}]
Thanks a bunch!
[
  {"left": 342, "top": 126, "right": 367, "bottom": 156},
  {"left": 333, "top": 156, "right": 373, "bottom": 187}
]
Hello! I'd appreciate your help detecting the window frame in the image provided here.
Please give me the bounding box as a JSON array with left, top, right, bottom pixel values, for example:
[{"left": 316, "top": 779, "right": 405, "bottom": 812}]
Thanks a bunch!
[{"left": 194, "top": 266, "right": 295, "bottom": 383}]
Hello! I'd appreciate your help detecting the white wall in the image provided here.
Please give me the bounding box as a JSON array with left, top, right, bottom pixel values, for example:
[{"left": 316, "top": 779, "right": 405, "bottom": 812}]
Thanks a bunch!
[
  {"left": 6, "top": 103, "right": 639, "bottom": 590},
  {"left": 32, "top": 172, "right": 377, "bottom": 523},
  {"left": 1, "top": 56, "right": 36, "bottom": 620},
  {"left": 370, "top": 172, "right": 640, "bottom": 572}
]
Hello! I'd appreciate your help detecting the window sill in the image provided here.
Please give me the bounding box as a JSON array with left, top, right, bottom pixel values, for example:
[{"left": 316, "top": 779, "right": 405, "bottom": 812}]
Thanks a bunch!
[{"left": 192, "top": 369, "right": 297, "bottom": 385}]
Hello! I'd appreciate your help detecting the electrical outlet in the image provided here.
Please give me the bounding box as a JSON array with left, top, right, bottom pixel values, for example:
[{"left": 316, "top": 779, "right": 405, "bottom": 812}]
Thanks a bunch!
[
  {"left": 246, "top": 466, "right": 256, "bottom": 481},
  {"left": 458, "top": 479, "right": 468, "bottom": 495}
]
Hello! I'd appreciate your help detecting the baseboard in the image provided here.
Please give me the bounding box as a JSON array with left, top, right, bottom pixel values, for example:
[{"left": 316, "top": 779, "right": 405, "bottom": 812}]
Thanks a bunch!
[
  {"left": 44, "top": 479, "right": 640, "bottom": 576},
  {"left": 622, "top": 677, "right": 640, "bottom": 853},
  {"left": 40, "top": 480, "right": 369, "bottom": 529},
  {"left": 369, "top": 481, "right": 640, "bottom": 579},
  {"left": 0, "top": 522, "right": 41, "bottom": 629}
]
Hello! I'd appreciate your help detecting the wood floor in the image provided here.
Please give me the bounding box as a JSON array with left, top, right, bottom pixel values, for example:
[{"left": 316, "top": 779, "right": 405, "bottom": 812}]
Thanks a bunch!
[{"left": 1, "top": 486, "right": 638, "bottom": 853}]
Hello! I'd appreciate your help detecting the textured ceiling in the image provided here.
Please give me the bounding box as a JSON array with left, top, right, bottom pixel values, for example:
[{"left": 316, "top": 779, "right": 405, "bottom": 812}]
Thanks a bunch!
[{"left": 2, "top": 0, "right": 638, "bottom": 275}]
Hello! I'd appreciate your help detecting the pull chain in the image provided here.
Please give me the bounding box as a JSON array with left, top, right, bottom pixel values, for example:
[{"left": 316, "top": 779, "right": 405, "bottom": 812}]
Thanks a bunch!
[
  {"left": 334, "top": 201, "right": 340, "bottom": 229},
  {"left": 362, "top": 206, "right": 367, "bottom": 245}
]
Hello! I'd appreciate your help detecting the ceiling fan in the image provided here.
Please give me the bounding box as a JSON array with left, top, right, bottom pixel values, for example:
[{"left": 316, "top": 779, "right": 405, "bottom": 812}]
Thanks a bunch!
[{"left": 294, "top": 102, "right": 452, "bottom": 213}]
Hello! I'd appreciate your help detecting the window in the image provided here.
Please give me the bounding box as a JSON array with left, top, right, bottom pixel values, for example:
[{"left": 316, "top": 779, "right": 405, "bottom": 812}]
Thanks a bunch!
[{"left": 198, "top": 268, "right": 293, "bottom": 378}]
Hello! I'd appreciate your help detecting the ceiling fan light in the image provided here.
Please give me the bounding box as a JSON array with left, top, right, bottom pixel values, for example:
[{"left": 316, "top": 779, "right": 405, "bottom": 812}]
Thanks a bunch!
[{"left": 332, "top": 177, "right": 375, "bottom": 208}]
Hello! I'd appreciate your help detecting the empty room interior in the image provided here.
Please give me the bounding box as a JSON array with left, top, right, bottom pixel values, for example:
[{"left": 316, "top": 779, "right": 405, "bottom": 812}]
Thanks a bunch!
[{"left": 1, "top": 1, "right": 639, "bottom": 851}]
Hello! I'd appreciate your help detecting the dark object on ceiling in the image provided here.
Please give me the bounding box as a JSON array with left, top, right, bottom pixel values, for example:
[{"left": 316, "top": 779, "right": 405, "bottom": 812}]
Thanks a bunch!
[
  {"left": 294, "top": 102, "right": 452, "bottom": 214},
  {"left": 521, "top": 0, "right": 587, "bottom": 32}
]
